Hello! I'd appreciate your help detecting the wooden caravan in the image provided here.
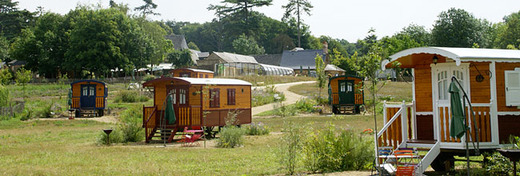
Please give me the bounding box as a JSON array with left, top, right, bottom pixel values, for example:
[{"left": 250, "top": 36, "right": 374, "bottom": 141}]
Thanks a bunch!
[
  {"left": 69, "top": 80, "right": 107, "bottom": 117},
  {"left": 142, "top": 77, "right": 252, "bottom": 143},
  {"left": 328, "top": 75, "right": 364, "bottom": 114},
  {"left": 376, "top": 47, "right": 520, "bottom": 174},
  {"left": 170, "top": 68, "right": 214, "bottom": 78}
]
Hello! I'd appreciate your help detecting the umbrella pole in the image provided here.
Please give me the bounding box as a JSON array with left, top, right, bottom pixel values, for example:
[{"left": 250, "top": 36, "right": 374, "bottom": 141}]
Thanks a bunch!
[{"left": 463, "top": 94, "right": 470, "bottom": 176}]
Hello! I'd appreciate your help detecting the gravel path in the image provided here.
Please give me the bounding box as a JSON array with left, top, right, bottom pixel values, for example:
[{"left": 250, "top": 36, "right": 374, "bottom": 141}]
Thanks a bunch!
[{"left": 252, "top": 81, "right": 316, "bottom": 117}]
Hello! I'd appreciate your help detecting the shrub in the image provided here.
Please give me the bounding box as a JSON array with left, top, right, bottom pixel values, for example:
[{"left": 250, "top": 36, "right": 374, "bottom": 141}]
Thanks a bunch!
[
  {"left": 143, "top": 74, "right": 155, "bottom": 82},
  {"left": 118, "top": 105, "right": 144, "bottom": 142},
  {"left": 36, "top": 102, "right": 53, "bottom": 118},
  {"left": 302, "top": 124, "right": 374, "bottom": 173},
  {"left": 278, "top": 121, "right": 305, "bottom": 175},
  {"left": 245, "top": 122, "right": 270, "bottom": 135},
  {"left": 0, "top": 69, "right": 12, "bottom": 85},
  {"left": 486, "top": 152, "right": 514, "bottom": 175},
  {"left": 252, "top": 86, "right": 286, "bottom": 107},
  {"left": 97, "top": 129, "right": 123, "bottom": 145},
  {"left": 274, "top": 103, "right": 297, "bottom": 117},
  {"left": 294, "top": 98, "right": 318, "bottom": 113},
  {"left": 217, "top": 126, "right": 244, "bottom": 148},
  {"left": 113, "top": 90, "right": 149, "bottom": 103},
  {"left": 0, "top": 85, "right": 9, "bottom": 107}
]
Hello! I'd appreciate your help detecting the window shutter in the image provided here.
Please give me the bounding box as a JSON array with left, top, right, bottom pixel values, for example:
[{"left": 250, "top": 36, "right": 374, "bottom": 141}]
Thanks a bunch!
[{"left": 505, "top": 69, "right": 520, "bottom": 106}]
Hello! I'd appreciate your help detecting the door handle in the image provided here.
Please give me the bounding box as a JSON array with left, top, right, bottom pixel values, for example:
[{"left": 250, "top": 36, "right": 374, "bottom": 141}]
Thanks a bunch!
[{"left": 506, "top": 87, "right": 508, "bottom": 91}]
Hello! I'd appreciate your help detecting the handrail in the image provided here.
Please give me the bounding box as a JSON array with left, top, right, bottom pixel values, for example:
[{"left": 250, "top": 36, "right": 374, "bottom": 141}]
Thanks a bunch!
[
  {"left": 145, "top": 106, "right": 157, "bottom": 125},
  {"left": 451, "top": 76, "right": 480, "bottom": 155},
  {"left": 377, "top": 108, "right": 404, "bottom": 138}
]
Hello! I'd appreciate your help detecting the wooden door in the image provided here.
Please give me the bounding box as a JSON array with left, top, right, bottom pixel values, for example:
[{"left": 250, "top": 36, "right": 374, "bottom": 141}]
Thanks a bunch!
[
  {"left": 338, "top": 80, "right": 355, "bottom": 105},
  {"left": 80, "top": 84, "right": 96, "bottom": 108}
]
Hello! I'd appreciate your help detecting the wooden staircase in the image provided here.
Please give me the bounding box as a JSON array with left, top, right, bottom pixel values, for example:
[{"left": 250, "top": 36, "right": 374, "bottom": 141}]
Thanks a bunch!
[
  {"left": 378, "top": 140, "right": 440, "bottom": 175},
  {"left": 146, "top": 127, "right": 178, "bottom": 143}
]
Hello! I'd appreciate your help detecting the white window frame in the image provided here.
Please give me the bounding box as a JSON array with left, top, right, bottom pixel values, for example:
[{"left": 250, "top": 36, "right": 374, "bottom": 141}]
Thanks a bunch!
[{"left": 505, "top": 68, "right": 520, "bottom": 106}]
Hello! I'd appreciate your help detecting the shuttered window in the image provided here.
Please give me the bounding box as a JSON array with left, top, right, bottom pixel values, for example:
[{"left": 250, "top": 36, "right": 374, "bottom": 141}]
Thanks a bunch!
[
  {"left": 505, "top": 68, "right": 520, "bottom": 106},
  {"left": 227, "top": 89, "right": 236, "bottom": 105},
  {"left": 210, "top": 88, "right": 220, "bottom": 108}
]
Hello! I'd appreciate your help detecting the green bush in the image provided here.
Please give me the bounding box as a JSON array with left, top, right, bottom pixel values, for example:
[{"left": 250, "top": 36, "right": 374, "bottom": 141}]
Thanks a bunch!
[
  {"left": 252, "top": 85, "right": 286, "bottom": 107},
  {"left": 143, "top": 74, "right": 155, "bottom": 82},
  {"left": 486, "top": 151, "right": 514, "bottom": 175},
  {"left": 274, "top": 103, "right": 297, "bottom": 117},
  {"left": 113, "top": 90, "right": 149, "bottom": 103},
  {"left": 217, "top": 126, "right": 244, "bottom": 148},
  {"left": 0, "top": 85, "right": 9, "bottom": 107},
  {"left": 0, "top": 69, "right": 12, "bottom": 85},
  {"left": 278, "top": 121, "right": 305, "bottom": 175},
  {"left": 97, "top": 129, "right": 123, "bottom": 145},
  {"left": 294, "top": 98, "right": 318, "bottom": 113},
  {"left": 245, "top": 122, "right": 270, "bottom": 135},
  {"left": 36, "top": 102, "right": 53, "bottom": 118},
  {"left": 302, "top": 124, "right": 374, "bottom": 173},
  {"left": 118, "top": 105, "right": 144, "bottom": 142}
]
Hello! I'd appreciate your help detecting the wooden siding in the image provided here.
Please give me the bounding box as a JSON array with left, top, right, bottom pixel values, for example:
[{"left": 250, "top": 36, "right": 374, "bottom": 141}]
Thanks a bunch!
[
  {"left": 71, "top": 81, "right": 106, "bottom": 109},
  {"left": 202, "top": 85, "right": 251, "bottom": 110},
  {"left": 416, "top": 115, "right": 434, "bottom": 140},
  {"left": 469, "top": 62, "right": 491, "bottom": 103},
  {"left": 329, "top": 76, "right": 363, "bottom": 105},
  {"left": 496, "top": 62, "right": 520, "bottom": 112},
  {"left": 414, "top": 65, "right": 432, "bottom": 112}
]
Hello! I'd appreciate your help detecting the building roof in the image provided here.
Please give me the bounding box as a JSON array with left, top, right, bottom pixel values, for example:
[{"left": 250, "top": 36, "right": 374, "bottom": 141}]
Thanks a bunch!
[
  {"left": 189, "top": 49, "right": 200, "bottom": 64},
  {"left": 8, "top": 60, "right": 26, "bottom": 66},
  {"left": 173, "top": 68, "right": 214, "bottom": 73},
  {"left": 165, "top": 35, "right": 188, "bottom": 50},
  {"left": 280, "top": 49, "right": 326, "bottom": 69},
  {"left": 70, "top": 79, "right": 106, "bottom": 86},
  {"left": 324, "top": 64, "right": 345, "bottom": 72},
  {"left": 254, "top": 54, "right": 282, "bottom": 66},
  {"left": 383, "top": 47, "right": 520, "bottom": 69},
  {"left": 211, "top": 52, "right": 258, "bottom": 63},
  {"left": 143, "top": 77, "right": 251, "bottom": 87}
]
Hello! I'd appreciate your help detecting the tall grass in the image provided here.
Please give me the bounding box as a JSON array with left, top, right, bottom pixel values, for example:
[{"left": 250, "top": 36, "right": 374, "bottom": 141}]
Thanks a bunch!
[{"left": 113, "top": 90, "right": 149, "bottom": 103}]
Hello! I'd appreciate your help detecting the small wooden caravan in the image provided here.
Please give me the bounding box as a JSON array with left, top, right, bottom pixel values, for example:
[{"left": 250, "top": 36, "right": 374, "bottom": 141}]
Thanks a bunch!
[
  {"left": 328, "top": 75, "right": 364, "bottom": 114},
  {"left": 69, "top": 80, "right": 107, "bottom": 117},
  {"left": 142, "top": 77, "right": 251, "bottom": 143},
  {"left": 376, "top": 47, "right": 520, "bottom": 174},
  {"left": 170, "top": 68, "right": 214, "bottom": 78}
]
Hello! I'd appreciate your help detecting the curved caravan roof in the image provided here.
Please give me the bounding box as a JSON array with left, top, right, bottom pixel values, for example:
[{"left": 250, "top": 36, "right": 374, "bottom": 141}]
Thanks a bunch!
[
  {"left": 382, "top": 47, "right": 520, "bottom": 70},
  {"left": 172, "top": 68, "right": 214, "bottom": 73},
  {"left": 143, "top": 77, "right": 252, "bottom": 87},
  {"left": 70, "top": 79, "right": 106, "bottom": 86}
]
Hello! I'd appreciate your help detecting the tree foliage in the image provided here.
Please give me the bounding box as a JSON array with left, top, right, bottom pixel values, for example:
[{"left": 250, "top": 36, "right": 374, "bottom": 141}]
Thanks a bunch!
[
  {"left": 0, "top": 0, "right": 35, "bottom": 41},
  {"left": 314, "top": 53, "right": 326, "bottom": 98},
  {"left": 432, "top": 8, "right": 492, "bottom": 48},
  {"left": 167, "top": 49, "right": 193, "bottom": 68},
  {"left": 494, "top": 11, "right": 520, "bottom": 49},
  {"left": 232, "top": 34, "right": 265, "bottom": 55},
  {"left": 134, "top": 0, "right": 160, "bottom": 17},
  {"left": 282, "top": 0, "right": 313, "bottom": 47}
]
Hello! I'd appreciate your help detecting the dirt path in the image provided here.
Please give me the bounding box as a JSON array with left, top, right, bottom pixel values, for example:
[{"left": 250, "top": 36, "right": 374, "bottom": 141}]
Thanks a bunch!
[{"left": 252, "top": 81, "right": 316, "bottom": 116}]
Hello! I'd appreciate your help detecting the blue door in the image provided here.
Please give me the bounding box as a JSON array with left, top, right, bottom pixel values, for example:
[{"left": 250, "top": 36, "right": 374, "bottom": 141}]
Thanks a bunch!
[{"left": 80, "top": 84, "right": 96, "bottom": 108}]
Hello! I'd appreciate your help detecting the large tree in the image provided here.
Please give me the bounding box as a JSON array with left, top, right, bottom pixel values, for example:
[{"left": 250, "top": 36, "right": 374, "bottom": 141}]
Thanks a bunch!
[
  {"left": 134, "top": 0, "right": 160, "bottom": 17},
  {"left": 432, "top": 8, "right": 492, "bottom": 48},
  {"left": 208, "top": 0, "right": 272, "bottom": 36},
  {"left": 494, "top": 11, "right": 520, "bottom": 49},
  {"left": 232, "top": 34, "right": 265, "bottom": 55},
  {"left": 282, "top": 0, "right": 313, "bottom": 47},
  {"left": 0, "top": 0, "right": 35, "bottom": 41}
]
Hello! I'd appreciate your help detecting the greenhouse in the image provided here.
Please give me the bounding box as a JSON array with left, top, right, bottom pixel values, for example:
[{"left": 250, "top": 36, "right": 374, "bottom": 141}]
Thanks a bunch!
[{"left": 214, "top": 63, "right": 293, "bottom": 77}]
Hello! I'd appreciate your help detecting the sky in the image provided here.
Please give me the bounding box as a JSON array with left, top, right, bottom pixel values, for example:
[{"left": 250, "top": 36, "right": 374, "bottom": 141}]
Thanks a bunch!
[{"left": 16, "top": 0, "right": 520, "bottom": 42}]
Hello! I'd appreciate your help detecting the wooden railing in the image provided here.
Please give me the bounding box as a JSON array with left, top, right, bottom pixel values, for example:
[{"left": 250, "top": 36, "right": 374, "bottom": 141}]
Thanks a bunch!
[
  {"left": 71, "top": 97, "right": 80, "bottom": 108},
  {"left": 177, "top": 106, "right": 202, "bottom": 127},
  {"left": 355, "top": 94, "right": 363, "bottom": 105},
  {"left": 70, "top": 96, "right": 105, "bottom": 109},
  {"left": 331, "top": 93, "right": 363, "bottom": 105},
  {"left": 436, "top": 103, "right": 491, "bottom": 143},
  {"left": 378, "top": 101, "right": 415, "bottom": 149},
  {"left": 143, "top": 106, "right": 157, "bottom": 142},
  {"left": 96, "top": 97, "right": 104, "bottom": 108},
  {"left": 332, "top": 94, "right": 339, "bottom": 104}
]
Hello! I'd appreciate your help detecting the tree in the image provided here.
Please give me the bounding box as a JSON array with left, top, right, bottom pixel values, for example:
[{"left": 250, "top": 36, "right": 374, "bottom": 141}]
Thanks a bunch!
[
  {"left": 282, "top": 0, "right": 313, "bottom": 47},
  {"left": 0, "top": 36, "right": 8, "bottom": 61},
  {"left": 494, "top": 11, "right": 520, "bottom": 49},
  {"left": 232, "top": 34, "right": 265, "bottom": 55},
  {"left": 188, "top": 42, "right": 200, "bottom": 51},
  {"left": 15, "top": 67, "right": 31, "bottom": 100},
  {"left": 314, "top": 53, "right": 326, "bottom": 99},
  {"left": 31, "top": 12, "right": 67, "bottom": 78},
  {"left": 208, "top": 0, "right": 272, "bottom": 36},
  {"left": 0, "top": 0, "right": 35, "bottom": 41},
  {"left": 398, "top": 24, "right": 431, "bottom": 46},
  {"left": 167, "top": 49, "right": 193, "bottom": 68},
  {"left": 134, "top": 0, "right": 160, "bottom": 17},
  {"left": 432, "top": 8, "right": 492, "bottom": 48},
  {"left": 9, "top": 28, "right": 40, "bottom": 73}
]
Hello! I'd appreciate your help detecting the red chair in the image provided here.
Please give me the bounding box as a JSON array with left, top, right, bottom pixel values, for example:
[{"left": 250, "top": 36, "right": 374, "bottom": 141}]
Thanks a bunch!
[
  {"left": 181, "top": 127, "right": 202, "bottom": 147},
  {"left": 393, "top": 149, "right": 418, "bottom": 176}
]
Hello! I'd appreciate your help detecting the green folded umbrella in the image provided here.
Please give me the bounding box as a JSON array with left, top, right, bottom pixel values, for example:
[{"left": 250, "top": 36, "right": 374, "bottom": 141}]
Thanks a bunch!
[
  {"left": 165, "top": 94, "right": 176, "bottom": 124},
  {"left": 449, "top": 81, "right": 466, "bottom": 139}
]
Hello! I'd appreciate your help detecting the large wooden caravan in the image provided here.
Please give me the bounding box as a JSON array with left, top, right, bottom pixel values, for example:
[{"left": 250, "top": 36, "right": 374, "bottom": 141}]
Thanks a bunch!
[
  {"left": 69, "top": 80, "right": 107, "bottom": 117},
  {"left": 328, "top": 75, "right": 364, "bottom": 114},
  {"left": 170, "top": 68, "right": 214, "bottom": 78},
  {"left": 142, "top": 77, "right": 251, "bottom": 143},
  {"left": 376, "top": 47, "right": 520, "bottom": 174}
]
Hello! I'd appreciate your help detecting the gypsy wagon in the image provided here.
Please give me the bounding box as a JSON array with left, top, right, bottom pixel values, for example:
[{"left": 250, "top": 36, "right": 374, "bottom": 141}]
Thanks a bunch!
[
  {"left": 69, "top": 80, "right": 107, "bottom": 117},
  {"left": 376, "top": 47, "right": 520, "bottom": 174},
  {"left": 142, "top": 77, "right": 252, "bottom": 143},
  {"left": 170, "top": 68, "right": 214, "bottom": 78},
  {"left": 328, "top": 75, "right": 364, "bottom": 114}
]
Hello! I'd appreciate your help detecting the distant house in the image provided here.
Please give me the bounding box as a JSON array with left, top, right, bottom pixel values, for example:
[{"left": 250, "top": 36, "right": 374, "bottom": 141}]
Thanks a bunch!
[
  {"left": 197, "top": 52, "right": 258, "bottom": 72},
  {"left": 280, "top": 48, "right": 326, "bottom": 76},
  {"left": 8, "top": 60, "right": 26, "bottom": 72},
  {"left": 254, "top": 54, "right": 282, "bottom": 66},
  {"left": 324, "top": 64, "right": 345, "bottom": 77},
  {"left": 165, "top": 35, "right": 189, "bottom": 50}
]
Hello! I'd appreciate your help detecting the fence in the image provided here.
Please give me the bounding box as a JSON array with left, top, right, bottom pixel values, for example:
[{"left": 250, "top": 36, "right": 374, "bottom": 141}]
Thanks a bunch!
[{"left": 0, "top": 101, "right": 25, "bottom": 117}]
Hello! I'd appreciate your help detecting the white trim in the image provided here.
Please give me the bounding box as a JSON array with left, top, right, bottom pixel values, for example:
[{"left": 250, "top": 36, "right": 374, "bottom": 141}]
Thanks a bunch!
[
  {"left": 416, "top": 112, "right": 433, "bottom": 115},
  {"left": 497, "top": 112, "right": 520, "bottom": 116},
  {"left": 490, "top": 62, "right": 500, "bottom": 145},
  {"left": 472, "top": 103, "right": 491, "bottom": 107},
  {"left": 412, "top": 68, "right": 416, "bottom": 105}
]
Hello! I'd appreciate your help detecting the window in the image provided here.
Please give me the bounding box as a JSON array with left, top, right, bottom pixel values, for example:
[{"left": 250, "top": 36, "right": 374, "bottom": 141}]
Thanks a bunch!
[
  {"left": 180, "top": 73, "right": 189, "bottom": 77},
  {"left": 505, "top": 68, "right": 520, "bottom": 106},
  {"left": 90, "top": 86, "right": 95, "bottom": 96},
  {"left": 199, "top": 74, "right": 203, "bottom": 78},
  {"left": 340, "top": 82, "right": 346, "bottom": 92},
  {"left": 179, "top": 89, "right": 186, "bottom": 104},
  {"left": 227, "top": 89, "right": 236, "bottom": 105},
  {"left": 82, "top": 86, "right": 88, "bottom": 96},
  {"left": 209, "top": 88, "right": 220, "bottom": 108},
  {"left": 170, "top": 89, "right": 176, "bottom": 104},
  {"left": 205, "top": 75, "right": 209, "bottom": 78},
  {"left": 347, "top": 82, "right": 353, "bottom": 92}
]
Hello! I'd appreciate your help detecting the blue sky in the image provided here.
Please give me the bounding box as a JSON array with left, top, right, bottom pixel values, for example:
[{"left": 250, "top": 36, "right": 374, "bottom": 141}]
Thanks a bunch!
[{"left": 16, "top": 0, "right": 520, "bottom": 42}]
